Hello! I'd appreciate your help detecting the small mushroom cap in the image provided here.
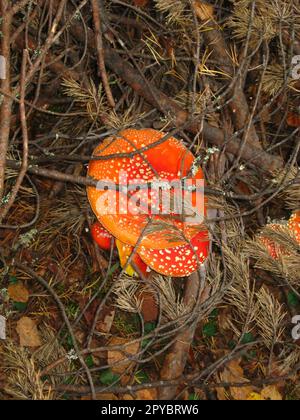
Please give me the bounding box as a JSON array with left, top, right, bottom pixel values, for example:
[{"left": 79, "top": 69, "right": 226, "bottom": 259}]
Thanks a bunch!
[
  {"left": 91, "top": 221, "right": 114, "bottom": 251},
  {"left": 88, "top": 128, "right": 206, "bottom": 250},
  {"left": 288, "top": 211, "right": 300, "bottom": 244},
  {"left": 137, "top": 228, "right": 209, "bottom": 277},
  {"left": 258, "top": 224, "right": 291, "bottom": 260}
]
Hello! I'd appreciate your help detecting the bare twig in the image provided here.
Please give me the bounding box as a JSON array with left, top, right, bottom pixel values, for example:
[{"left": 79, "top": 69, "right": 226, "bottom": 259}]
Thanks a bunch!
[
  {"left": 91, "top": 0, "right": 115, "bottom": 107},
  {"left": 0, "top": 1, "right": 13, "bottom": 201},
  {"left": 0, "top": 50, "right": 29, "bottom": 222}
]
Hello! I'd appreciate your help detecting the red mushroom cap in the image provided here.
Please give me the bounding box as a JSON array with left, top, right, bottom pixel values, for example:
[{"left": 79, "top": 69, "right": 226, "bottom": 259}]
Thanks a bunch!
[
  {"left": 287, "top": 211, "right": 300, "bottom": 244},
  {"left": 87, "top": 129, "right": 206, "bottom": 250},
  {"left": 137, "top": 228, "right": 209, "bottom": 277},
  {"left": 91, "top": 221, "right": 114, "bottom": 251}
]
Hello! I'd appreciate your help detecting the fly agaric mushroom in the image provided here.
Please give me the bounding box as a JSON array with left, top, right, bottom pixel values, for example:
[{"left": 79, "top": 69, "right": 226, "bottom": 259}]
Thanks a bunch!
[
  {"left": 138, "top": 228, "right": 209, "bottom": 277},
  {"left": 87, "top": 128, "right": 206, "bottom": 250},
  {"left": 91, "top": 221, "right": 114, "bottom": 251},
  {"left": 87, "top": 128, "right": 209, "bottom": 277},
  {"left": 288, "top": 211, "right": 300, "bottom": 244}
]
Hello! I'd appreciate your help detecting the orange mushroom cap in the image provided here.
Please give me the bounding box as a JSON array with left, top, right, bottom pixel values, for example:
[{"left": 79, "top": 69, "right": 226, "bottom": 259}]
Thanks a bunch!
[
  {"left": 87, "top": 129, "right": 206, "bottom": 250},
  {"left": 287, "top": 211, "right": 300, "bottom": 244},
  {"left": 91, "top": 221, "right": 114, "bottom": 251},
  {"left": 138, "top": 228, "right": 209, "bottom": 277}
]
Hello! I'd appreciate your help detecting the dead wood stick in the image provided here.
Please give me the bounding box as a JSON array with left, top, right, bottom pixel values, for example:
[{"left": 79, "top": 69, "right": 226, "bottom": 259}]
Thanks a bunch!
[
  {"left": 0, "top": 1, "right": 13, "bottom": 201},
  {"left": 159, "top": 269, "right": 209, "bottom": 399},
  {"left": 0, "top": 50, "right": 29, "bottom": 222},
  {"left": 201, "top": 19, "right": 262, "bottom": 150},
  {"left": 91, "top": 0, "right": 115, "bottom": 107}
]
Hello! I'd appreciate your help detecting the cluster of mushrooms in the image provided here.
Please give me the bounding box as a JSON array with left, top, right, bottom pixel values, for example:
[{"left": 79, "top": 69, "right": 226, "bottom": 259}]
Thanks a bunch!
[
  {"left": 87, "top": 129, "right": 209, "bottom": 278},
  {"left": 87, "top": 128, "right": 300, "bottom": 277}
]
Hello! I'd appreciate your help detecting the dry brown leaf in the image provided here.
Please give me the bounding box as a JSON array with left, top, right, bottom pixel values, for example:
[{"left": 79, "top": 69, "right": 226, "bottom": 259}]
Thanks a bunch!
[
  {"left": 218, "top": 359, "right": 255, "bottom": 400},
  {"left": 138, "top": 291, "right": 158, "bottom": 322},
  {"left": 108, "top": 337, "right": 140, "bottom": 374},
  {"left": 97, "top": 308, "right": 115, "bottom": 334},
  {"left": 193, "top": 0, "right": 214, "bottom": 21},
  {"left": 16, "top": 317, "right": 41, "bottom": 347},
  {"left": 79, "top": 299, "right": 114, "bottom": 333},
  {"left": 287, "top": 113, "right": 300, "bottom": 127},
  {"left": 123, "top": 394, "right": 135, "bottom": 400},
  {"left": 136, "top": 389, "right": 157, "bottom": 400},
  {"left": 8, "top": 282, "right": 29, "bottom": 303}
]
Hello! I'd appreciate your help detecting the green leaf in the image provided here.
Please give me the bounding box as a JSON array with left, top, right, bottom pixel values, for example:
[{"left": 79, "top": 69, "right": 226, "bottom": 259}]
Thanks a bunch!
[
  {"left": 141, "top": 338, "right": 151, "bottom": 349},
  {"left": 64, "top": 333, "right": 74, "bottom": 350},
  {"left": 107, "top": 263, "right": 120, "bottom": 277},
  {"left": 288, "top": 292, "right": 300, "bottom": 308},
  {"left": 241, "top": 332, "right": 255, "bottom": 345},
  {"left": 134, "top": 370, "right": 149, "bottom": 384},
  {"left": 228, "top": 340, "right": 236, "bottom": 350},
  {"left": 244, "top": 350, "right": 257, "bottom": 361},
  {"left": 189, "top": 393, "right": 200, "bottom": 400},
  {"left": 13, "top": 301, "right": 27, "bottom": 312},
  {"left": 209, "top": 309, "right": 218, "bottom": 320},
  {"left": 144, "top": 322, "right": 156, "bottom": 334},
  {"left": 9, "top": 276, "right": 18, "bottom": 285},
  {"left": 99, "top": 369, "right": 120, "bottom": 385},
  {"left": 203, "top": 321, "right": 217, "bottom": 337},
  {"left": 85, "top": 355, "right": 94, "bottom": 369}
]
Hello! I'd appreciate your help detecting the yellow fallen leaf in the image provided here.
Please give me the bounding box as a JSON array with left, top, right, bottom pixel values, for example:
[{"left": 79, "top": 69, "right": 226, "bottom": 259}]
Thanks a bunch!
[
  {"left": 16, "top": 317, "right": 41, "bottom": 347},
  {"left": 8, "top": 282, "right": 29, "bottom": 303},
  {"left": 108, "top": 337, "right": 139, "bottom": 374},
  {"left": 247, "top": 386, "right": 282, "bottom": 401},
  {"left": 261, "top": 386, "right": 282, "bottom": 401},
  {"left": 247, "top": 392, "right": 264, "bottom": 400}
]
